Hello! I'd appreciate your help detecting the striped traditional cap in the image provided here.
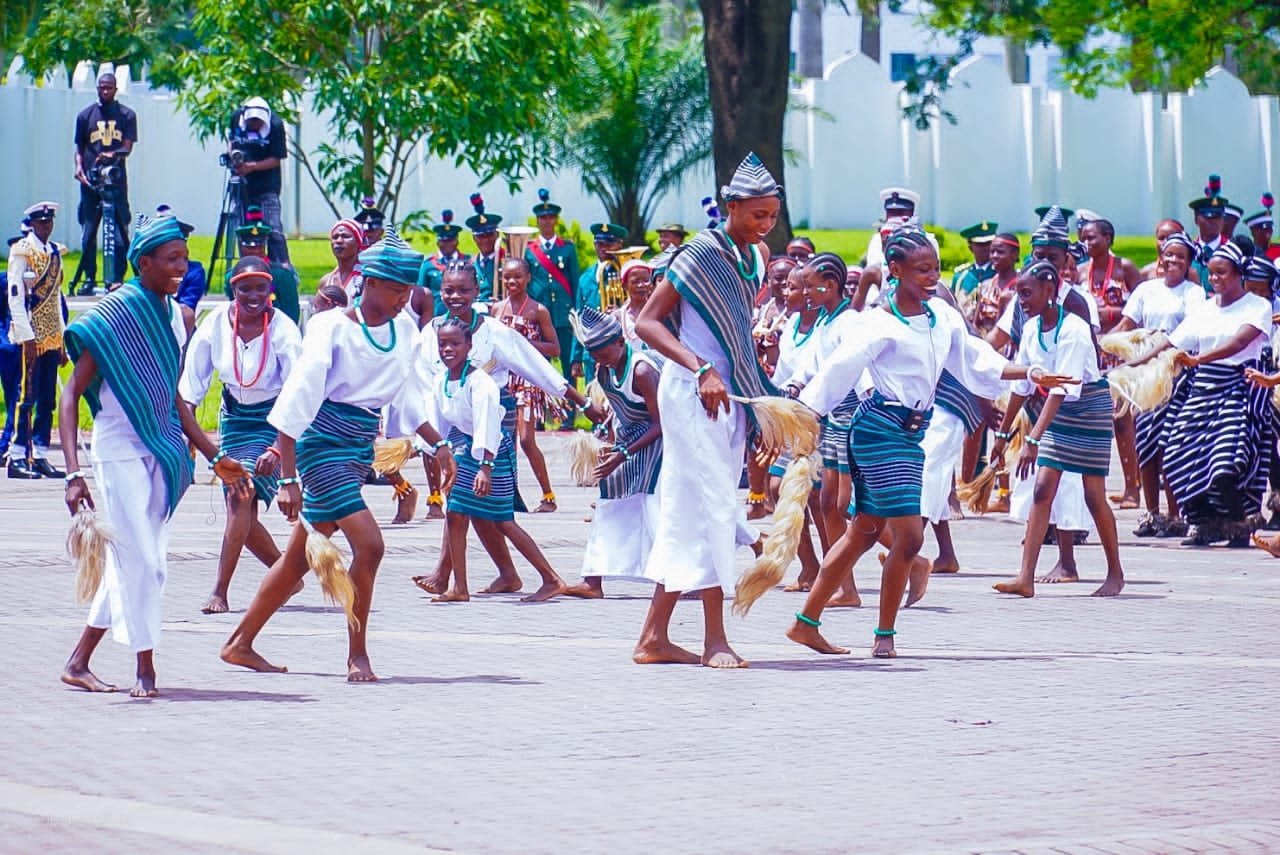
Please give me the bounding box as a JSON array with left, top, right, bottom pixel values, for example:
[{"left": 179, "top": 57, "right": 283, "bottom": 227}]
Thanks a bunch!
[
  {"left": 1161, "top": 232, "right": 1196, "bottom": 257},
  {"left": 720, "top": 152, "right": 784, "bottom": 202},
  {"left": 128, "top": 212, "right": 189, "bottom": 272},
  {"left": 1245, "top": 253, "right": 1277, "bottom": 286},
  {"left": 358, "top": 227, "right": 426, "bottom": 285},
  {"left": 570, "top": 306, "right": 623, "bottom": 351},
  {"left": 1031, "top": 205, "right": 1071, "bottom": 249},
  {"left": 1212, "top": 238, "right": 1249, "bottom": 272},
  {"left": 330, "top": 218, "right": 364, "bottom": 241}
]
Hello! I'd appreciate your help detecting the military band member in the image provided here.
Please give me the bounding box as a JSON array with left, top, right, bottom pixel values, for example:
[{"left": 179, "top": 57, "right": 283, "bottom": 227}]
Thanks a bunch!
[
  {"left": 656, "top": 223, "right": 687, "bottom": 251},
  {"left": 572, "top": 222, "right": 627, "bottom": 379},
  {"left": 526, "top": 189, "right": 580, "bottom": 382},
  {"left": 420, "top": 209, "right": 469, "bottom": 318},
  {"left": 951, "top": 221, "right": 998, "bottom": 302},
  {"left": 466, "top": 193, "right": 503, "bottom": 299},
  {"left": 223, "top": 206, "right": 300, "bottom": 324}
]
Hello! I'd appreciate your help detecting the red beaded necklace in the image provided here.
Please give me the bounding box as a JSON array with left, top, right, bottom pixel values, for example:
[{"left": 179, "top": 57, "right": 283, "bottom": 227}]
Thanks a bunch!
[{"left": 231, "top": 303, "right": 271, "bottom": 388}]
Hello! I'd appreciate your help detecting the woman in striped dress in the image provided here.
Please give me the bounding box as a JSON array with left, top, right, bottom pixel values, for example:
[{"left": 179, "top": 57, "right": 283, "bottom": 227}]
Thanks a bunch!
[
  {"left": 221, "top": 234, "right": 457, "bottom": 682},
  {"left": 1156, "top": 237, "right": 1274, "bottom": 547},
  {"left": 1109, "top": 233, "right": 1203, "bottom": 538},
  {"left": 564, "top": 307, "right": 664, "bottom": 599},
  {"left": 990, "top": 261, "right": 1125, "bottom": 598},
  {"left": 791, "top": 226, "right": 1067, "bottom": 657},
  {"left": 420, "top": 317, "right": 570, "bottom": 602},
  {"left": 180, "top": 256, "right": 303, "bottom": 615}
]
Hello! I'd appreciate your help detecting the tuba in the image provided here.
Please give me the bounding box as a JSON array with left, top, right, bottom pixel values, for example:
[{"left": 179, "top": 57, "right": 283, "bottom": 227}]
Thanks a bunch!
[
  {"left": 600, "top": 245, "right": 648, "bottom": 310},
  {"left": 496, "top": 226, "right": 538, "bottom": 301}
]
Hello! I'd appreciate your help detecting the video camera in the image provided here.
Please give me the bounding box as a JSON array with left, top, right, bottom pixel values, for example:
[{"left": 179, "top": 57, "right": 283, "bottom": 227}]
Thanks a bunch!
[
  {"left": 220, "top": 132, "right": 269, "bottom": 171},
  {"left": 87, "top": 158, "right": 124, "bottom": 193}
]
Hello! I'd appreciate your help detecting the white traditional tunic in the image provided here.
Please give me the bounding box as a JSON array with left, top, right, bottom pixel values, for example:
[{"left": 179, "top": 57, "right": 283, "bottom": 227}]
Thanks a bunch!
[
  {"left": 424, "top": 365, "right": 503, "bottom": 461},
  {"left": 1122, "top": 278, "right": 1205, "bottom": 334},
  {"left": 1168, "top": 292, "right": 1272, "bottom": 363},
  {"left": 87, "top": 298, "right": 187, "bottom": 652},
  {"left": 268, "top": 307, "right": 431, "bottom": 440},
  {"left": 179, "top": 303, "right": 303, "bottom": 406},
  {"left": 417, "top": 313, "right": 570, "bottom": 397}
]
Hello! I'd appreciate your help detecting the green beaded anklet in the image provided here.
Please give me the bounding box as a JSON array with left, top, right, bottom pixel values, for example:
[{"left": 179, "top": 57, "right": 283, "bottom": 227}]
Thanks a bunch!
[
  {"left": 794, "top": 612, "right": 821, "bottom": 628},
  {"left": 873, "top": 628, "right": 896, "bottom": 636}
]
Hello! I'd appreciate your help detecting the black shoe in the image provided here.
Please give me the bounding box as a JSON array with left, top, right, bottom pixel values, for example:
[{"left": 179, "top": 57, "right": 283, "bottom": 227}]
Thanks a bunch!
[
  {"left": 75, "top": 281, "right": 98, "bottom": 297},
  {"left": 31, "top": 458, "right": 65, "bottom": 479},
  {"left": 7, "top": 460, "right": 42, "bottom": 479},
  {"left": 1133, "top": 512, "right": 1163, "bottom": 537},
  {"left": 1157, "top": 517, "right": 1189, "bottom": 538}
]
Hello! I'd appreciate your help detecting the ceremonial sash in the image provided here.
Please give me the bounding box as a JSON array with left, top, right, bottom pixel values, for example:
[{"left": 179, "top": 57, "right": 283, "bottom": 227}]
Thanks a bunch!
[
  {"left": 529, "top": 241, "right": 572, "bottom": 296},
  {"left": 29, "top": 249, "right": 64, "bottom": 355},
  {"left": 64, "top": 283, "right": 193, "bottom": 517}
]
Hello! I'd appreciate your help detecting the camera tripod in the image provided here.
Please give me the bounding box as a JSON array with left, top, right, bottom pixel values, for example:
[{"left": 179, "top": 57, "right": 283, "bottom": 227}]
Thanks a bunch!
[
  {"left": 67, "top": 178, "right": 122, "bottom": 297},
  {"left": 209, "top": 168, "right": 249, "bottom": 290}
]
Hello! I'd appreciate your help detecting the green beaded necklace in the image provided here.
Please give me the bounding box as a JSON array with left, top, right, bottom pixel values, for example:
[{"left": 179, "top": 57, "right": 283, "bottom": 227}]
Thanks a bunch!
[
  {"left": 354, "top": 297, "right": 397, "bottom": 353},
  {"left": 887, "top": 295, "right": 936, "bottom": 328},
  {"left": 609, "top": 342, "right": 633, "bottom": 388},
  {"left": 1037, "top": 304, "right": 1063, "bottom": 351},
  {"left": 443, "top": 361, "right": 470, "bottom": 399}
]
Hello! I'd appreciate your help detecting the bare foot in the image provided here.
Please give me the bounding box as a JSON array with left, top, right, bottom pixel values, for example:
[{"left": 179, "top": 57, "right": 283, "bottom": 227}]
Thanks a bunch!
[
  {"left": 130, "top": 673, "right": 159, "bottom": 698},
  {"left": 201, "top": 594, "right": 229, "bottom": 614},
  {"left": 348, "top": 656, "right": 378, "bottom": 682},
  {"left": 1091, "top": 577, "right": 1126, "bottom": 597},
  {"left": 60, "top": 666, "right": 117, "bottom": 693},
  {"left": 1037, "top": 562, "right": 1080, "bottom": 584},
  {"left": 431, "top": 588, "right": 471, "bottom": 602},
  {"left": 824, "top": 589, "right": 862, "bottom": 608},
  {"left": 786, "top": 622, "right": 850, "bottom": 654},
  {"left": 905, "top": 555, "right": 933, "bottom": 607},
  {"left": 532, "top": 499, "right": 557, "bottom": 513},
  {"left": 702, "top": 643, "right": 749, "bottom": 668},
  {"left": 932, "top": 559, "right": 960, "bottom": 574},
  {"left": 986, "top": 496, "right": 1011, "bottom": 514},
  {"left": 871, "top": 636, "right": 897, "bottom": 658},
  {"left": 220, "top": 642, "right": 288, "bottom": 673},
  {"left": 782, "top": 581, "right": 812, "bottom": 592},
  {"left": 1109, "top": 491, "right": 1140, "bottom": 510},
  {"left": 746, "top": 504, "right": 769, "bottom": 521},
  {"left": 480, "top": 576, "right": 524, "bottom": 595},
  {"left": 633, "top": 641, "right": 701, "bottom": 664},
  {"left": 412, "top": 574, "right": 447, "bottom": 595},
  {"left": 424, "top": 502, "right": 445, "bottom": 521},
  {"left": 392, "top": 490, "right": 417, "bottom": 524},
  {"left": 1252, "top": 533, "right": 1280, "bottom": 557},
  {"left": 562, "top": 583, "right": 604, "bottom": 599},
  {"left": 948, "top": 495, "right": 965, "bottom": 520},
  {"left": 993, "top": 578, "right": 1035, "bottom": 598},
  {"left": 521, "top": 580, "right": 566, "bottom": 602}
]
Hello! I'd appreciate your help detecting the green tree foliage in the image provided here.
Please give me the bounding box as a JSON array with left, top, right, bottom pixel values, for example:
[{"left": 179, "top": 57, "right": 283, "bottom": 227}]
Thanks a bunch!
[
  {"left": 899, "top": 0, "right": 1280, "bottom": 127},
  {"left": 172, "top": 0, "right": 584, "bottom": 222},
  {"left": 16, "top": 0, "right": 194, "bottom": 85},
  {"left": 550, "top": 6, "right": 711, "bottom": 244}
]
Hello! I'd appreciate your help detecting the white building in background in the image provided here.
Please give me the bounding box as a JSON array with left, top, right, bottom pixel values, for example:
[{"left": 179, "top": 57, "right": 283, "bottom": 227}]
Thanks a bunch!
[{"left": 791, "top": 1, "right": 1122, "bottom": 90}]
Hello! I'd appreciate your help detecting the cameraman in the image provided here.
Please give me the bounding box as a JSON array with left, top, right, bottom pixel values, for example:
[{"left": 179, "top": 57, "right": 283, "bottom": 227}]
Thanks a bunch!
[
  {"left": 227, "top": 96, "right": 291, "bottom": 266},
  {"left": 73, "top": 72, "right": 135, "bottom": 289}
]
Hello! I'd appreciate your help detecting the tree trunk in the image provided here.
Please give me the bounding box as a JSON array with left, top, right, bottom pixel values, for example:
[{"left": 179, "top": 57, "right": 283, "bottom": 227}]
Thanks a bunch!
[
  {"left": 1005, "top": 39, "right": 1028, "bottom": 84},
  {"left": 796, "top": 0, "right": 824, "bottom": 79},
  {"left": 700, "top": 0, "right": 794, "bottom": 251},
  {"left": 859, "top": 8, "right": 880, "bottom": 64}
]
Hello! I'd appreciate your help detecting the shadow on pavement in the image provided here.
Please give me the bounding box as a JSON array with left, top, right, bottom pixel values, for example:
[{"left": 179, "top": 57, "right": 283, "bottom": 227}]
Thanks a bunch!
[
  {"left": 745, "top": 659, "right": 924, "bottom": 673},
  {"left": 376, "top": 674, "right": 539, "bottom": 686},
  {"left": 154, "top": 687, "right": 316, "bottom": 703}
]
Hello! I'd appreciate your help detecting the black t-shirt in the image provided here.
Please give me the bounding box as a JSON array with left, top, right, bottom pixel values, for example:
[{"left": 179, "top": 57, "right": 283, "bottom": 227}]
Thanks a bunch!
[
  {"left": 228, "top": 109, "right": 288, "bottom": 198},
  {"left": 74, "top": 100, "right": 138, "bottom": 178}
]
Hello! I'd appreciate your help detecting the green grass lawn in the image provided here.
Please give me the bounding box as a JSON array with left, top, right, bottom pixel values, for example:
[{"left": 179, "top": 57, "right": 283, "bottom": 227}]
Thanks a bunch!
[{"left": 3, "top": 227, "right": 1161, "bottom": 436}]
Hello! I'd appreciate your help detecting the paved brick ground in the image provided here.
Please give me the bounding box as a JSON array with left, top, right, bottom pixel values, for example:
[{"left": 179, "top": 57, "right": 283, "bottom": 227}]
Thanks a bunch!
[{"left": 2, "top": 436, "right": 1278, "bottom": 854}]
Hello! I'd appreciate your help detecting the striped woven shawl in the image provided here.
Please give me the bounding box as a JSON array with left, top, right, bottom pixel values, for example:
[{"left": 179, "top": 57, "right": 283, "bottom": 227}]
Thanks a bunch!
[
  {"left": 64, "top": 283, "right": 193, "bottom": 517},
  {"left": 665, "top": 228, "right": 778, "bottom": 403}
]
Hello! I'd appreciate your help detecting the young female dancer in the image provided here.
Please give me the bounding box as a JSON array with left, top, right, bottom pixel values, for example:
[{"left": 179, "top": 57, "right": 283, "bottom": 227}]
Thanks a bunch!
[
  {"left": 221, "top": 234, "right": 457, "bottom": 681},
  {"left": 492, "top": 258, "right": 561, "bottom": 513},
  {"left": 990, "top": 261, "right": 1126, "bottom": 597},
  {"left": 564, "top": 307, "right": 664, "bottom": 599},
  {"left": 788, "top": 226, "right": 1070, "bottom": 658},
  {"left": 181, "top": 256, "right": 303, "bottom": 614}
]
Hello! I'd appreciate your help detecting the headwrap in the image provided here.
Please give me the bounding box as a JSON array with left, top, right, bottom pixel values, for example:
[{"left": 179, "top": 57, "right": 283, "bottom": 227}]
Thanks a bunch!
[
  {"left": 570, "top": 306, "right": 623, "bottom": 351},
  {"left": 1211, "top": 239, "right": 1249, "bottom": 274},
  {"left": 1030, "top": 206, "right": 1071, "bottom": 249},
  {"left": 619, "top": 258, "right": 653, "bottom": 283},
  {"left": 358, "top": 228, "right": 426, "bottom": 285},
  {"left": 1245, "top": 254, "right": 1277, "bottom": 289},
  {"left": 720, "top": 152, "right": 784, "bottom": 202},
  {"left": 330, "top": 218, "right": 364, "bottom": 241},
  {"left": 127, "top": 213, "right": 189, "bottom": 273},
  {"left": 1161, "top": 232, "right": 1196, "bottom": 259}
]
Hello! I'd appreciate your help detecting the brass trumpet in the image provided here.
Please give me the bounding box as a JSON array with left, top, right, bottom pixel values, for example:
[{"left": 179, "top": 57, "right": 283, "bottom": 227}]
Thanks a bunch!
[
  {"left": 496, "top": 226, "right": 538, "bottom": 301},
  {"left": 599, "top": 245, "right": 648, "bottom": 310}
]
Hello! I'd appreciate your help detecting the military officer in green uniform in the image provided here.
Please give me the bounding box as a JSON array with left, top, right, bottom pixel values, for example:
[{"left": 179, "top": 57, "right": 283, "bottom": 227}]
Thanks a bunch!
[
  {"left": 419, "top": 209, "right": 469, "bottom": 317},
  {"left": 465, "top": 193, "right": 502, "bottom": 300},
  {"left": 571, "top": 222, "right": 626, "bottom": 379},
  {"left": 223, "top": 205, "right": 300, "bottom": 323},
  {"left": 525, "top": 188, "right": 580, "bottom": 381},
  {"left": 949, "top": 220, "right": 999, "bottom": 300}
]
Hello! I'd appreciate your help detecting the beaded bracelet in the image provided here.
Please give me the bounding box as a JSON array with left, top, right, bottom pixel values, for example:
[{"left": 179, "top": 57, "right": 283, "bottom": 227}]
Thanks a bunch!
[
  {"left": 613, "top": 444, "right": 631, "bottom": 461},
  {"left": 695, "top": 362, "right": 713, "bottom": 379},
  {"left": 1026, "top": 436, "right": 1041, "bottom": 447},
  {"left": 480, "top": 459, "right": 494, "bottom": 468},
  {"left": 65, "top": 471, "right": 85, "bottom": 484},
  {"left": 209, "top": 450, "right": 226, "bottom": 469},
  {"left": 278, "top": 476, "right": 300, "bottom": 487},
  {"left": 430, "top": 439, "right": 450, "bottom": 456},
  {"left": 994, "top": 430, "right": 1013, "bottom": 440}
]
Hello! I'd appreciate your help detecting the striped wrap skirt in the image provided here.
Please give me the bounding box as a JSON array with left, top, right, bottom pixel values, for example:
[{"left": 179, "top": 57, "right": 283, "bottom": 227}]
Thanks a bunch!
[
  {"left": 499, "top": 387, "right": 528, "bottom": 513},
  {"left": 446, "top": 427, "right": 517, "bottom": 522},
  {"left": 820, "top": 389, "right": 861, "bottom": 473},
  {"left": 847, "top": 392, "right": 932, "bottom": 518},
  {"left": 219, "top": 391, "right": 280, "bottom": 504},
  {"left": 295, "top": 400, "right": 380, "bottom": 524},
  {"left": 1034, "top": 380, "right": 1113, "bottom": 477},
  {"left": 1160, "top": 361, "right": 1273, "bottom": 524}
]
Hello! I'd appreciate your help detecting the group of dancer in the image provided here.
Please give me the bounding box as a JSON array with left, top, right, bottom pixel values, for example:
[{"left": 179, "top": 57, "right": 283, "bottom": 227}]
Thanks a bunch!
[{"left": 53, "top": 156, "right": 1280, "bottom": 697}]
